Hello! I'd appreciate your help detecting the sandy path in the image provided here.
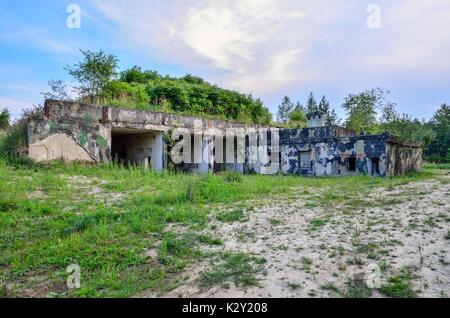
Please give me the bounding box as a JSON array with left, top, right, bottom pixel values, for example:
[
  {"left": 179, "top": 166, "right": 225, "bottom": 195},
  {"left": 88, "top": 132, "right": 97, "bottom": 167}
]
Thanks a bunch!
[{"left": 146, "top": 173, "right": 450, "bottom": 298}]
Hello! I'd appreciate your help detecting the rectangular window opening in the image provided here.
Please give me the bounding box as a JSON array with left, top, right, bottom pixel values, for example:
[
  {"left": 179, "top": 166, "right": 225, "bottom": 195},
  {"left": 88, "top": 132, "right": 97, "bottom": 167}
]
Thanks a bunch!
[{"left": 348, "top": 157, "right": 356, "bottom": 172}]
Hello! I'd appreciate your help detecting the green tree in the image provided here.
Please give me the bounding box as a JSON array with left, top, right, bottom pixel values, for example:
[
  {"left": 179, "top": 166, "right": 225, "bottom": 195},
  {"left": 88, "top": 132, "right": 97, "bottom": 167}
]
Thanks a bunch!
[
  {"left": 102, "top": 81, "right": 148, "bottom": 104},
  {"left": 426, "top": 103, "right": 450, "bottom": 162},
  {"left": 120, "top": 66, "right": 146, "bottom": 84},
  {"left": 342, "top": 88, "right": 388, "bottom": 134},
  {"left": 66, "top": 50, "right": 119, "bottom": 102},
  {"left": 182, "top": 74, "right": 205, "bottom": 85},
  {"left": 378, "top": 100, "right": 437, "bottom": 151},
  {"left": 318, "top": 95, "right": 330, "bottom": 114},
  {"left": 0, "top": 108, "right": 10, "bottom": 129},
  {"left": 288, "top": 108, "right": 307, "bottom": 128},
  {"left": 294, "top": 102, "right": 306, "bottom": 113},
  {"left": 317, "top": 95, "right": 341, "bottom": 126},
  {"left": 326, "top": 108, "right": 342, "bottom": 126},
  {"left": 276, "top": 96, "right": 294, "bottom": 123},
  {"left": 306, "top": 92, "right": 318, "bottom": 113},
  {"left": 382, "top": 114, "right": 435, "bottom": 145},
  {"left": 42, "top": 80, "right": 70, "bottom": 101},
  {"left": 380, "top": 102, "right": 399, "bottom": 124}
]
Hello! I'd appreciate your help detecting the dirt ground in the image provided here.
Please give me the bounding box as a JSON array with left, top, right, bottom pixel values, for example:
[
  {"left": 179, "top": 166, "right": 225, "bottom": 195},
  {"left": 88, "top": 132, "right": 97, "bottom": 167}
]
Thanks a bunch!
[{"left": 150, "top": 172, "right": 450, "bottom": 298}]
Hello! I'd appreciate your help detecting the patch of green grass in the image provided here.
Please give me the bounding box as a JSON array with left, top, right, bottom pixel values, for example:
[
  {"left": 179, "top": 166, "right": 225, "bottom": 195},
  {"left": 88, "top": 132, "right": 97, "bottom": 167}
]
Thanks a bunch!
[
  {"left": 216, "top": 209, "right": 247, "bottom": 222},
  {"left": 309, "top": 217, "right": 329, "bottom": 230},
  {"left": 301, "top": 257, "right": 313, "bottom": 271},
  {"left": 268, "top": 218, "right": 281, "bottom": 226},
  {"left": 222, "top": 170, "right": 243, "bottom": 183},
  {"left": 321, "top": 282, "right": 340, "bottom": 294},
  {"left": 196, "top": 234, "right": 223, "bottom": 246},
  {"left": 157, "top": 233, "right": 202, "bottom": 272},
  {"left": 287, "top": 282, "right": 302, "bottom": 290},
  {"left": 200, "top": 252, "right": 266, "bottom": 288},
  {"left": 379, "top": 269, "right": 417, "bottom": 298},
  {"left": 424, "top": 162, "right": 450, "bottom": 170}
]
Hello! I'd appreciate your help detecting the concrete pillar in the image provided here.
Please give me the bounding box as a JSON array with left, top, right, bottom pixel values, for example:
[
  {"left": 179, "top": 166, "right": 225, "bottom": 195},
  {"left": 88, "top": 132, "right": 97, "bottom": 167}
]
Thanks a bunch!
[{"left": 152, "top": 132, "right": 164, "bottom": 172}]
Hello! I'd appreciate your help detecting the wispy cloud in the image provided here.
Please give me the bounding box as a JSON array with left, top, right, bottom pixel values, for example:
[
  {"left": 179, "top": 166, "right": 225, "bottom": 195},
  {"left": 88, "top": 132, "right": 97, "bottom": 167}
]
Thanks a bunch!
[
  {"left": 0, "top": 26, "right": 75, "bottom": 54},
  {"left": 0, "top": 84, "right": 46, "bottom": 94},
  {"left": 0, "top": 98, "right": 37, "bottom": 120},
  {"left": 93, "top": 0, "right": 450, "bottom": 95}
]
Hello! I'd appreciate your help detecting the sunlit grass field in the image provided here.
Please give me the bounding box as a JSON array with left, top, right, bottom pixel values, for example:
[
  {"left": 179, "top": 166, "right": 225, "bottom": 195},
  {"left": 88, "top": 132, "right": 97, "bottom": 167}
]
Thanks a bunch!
[{"left": 0, "top": 157, "right": 442, "bottom": 297}]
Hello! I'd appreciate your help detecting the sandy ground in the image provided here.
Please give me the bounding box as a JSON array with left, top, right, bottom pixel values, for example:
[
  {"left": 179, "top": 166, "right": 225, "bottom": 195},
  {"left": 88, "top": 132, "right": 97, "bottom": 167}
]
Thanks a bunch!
[{"left": 152, "top": 172, "right": 450, "bottom": 298}]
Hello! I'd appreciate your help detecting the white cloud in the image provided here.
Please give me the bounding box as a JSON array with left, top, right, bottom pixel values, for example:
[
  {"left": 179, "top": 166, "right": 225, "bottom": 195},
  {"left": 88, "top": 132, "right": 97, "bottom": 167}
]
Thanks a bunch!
[
  {"left": 0, "top": 98, "right": 37, "bottom": 120},
  {"left": 358, "top": 0, "right": 450, "bottom": 71},
  {"left": 92, "top": 0, "right": 450, "bottom": 95}
]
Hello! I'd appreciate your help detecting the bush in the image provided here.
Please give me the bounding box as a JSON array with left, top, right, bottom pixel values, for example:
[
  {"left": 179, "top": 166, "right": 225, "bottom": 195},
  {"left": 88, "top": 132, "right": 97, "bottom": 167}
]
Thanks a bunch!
[
  {"left": 102, "top": 81, "right": 148, "bottom": 104},
  {"left": 184, "top": 176, "right": 220, "bottom": 203},
  {"left": 222, "top": 170, "right": 243, "bottom": 183},
  {"left": 0, "top": 120, "right": 28, "bottom": 157},
  {"left": 0, "top": 109, "right": 10, "bottom": 129}
]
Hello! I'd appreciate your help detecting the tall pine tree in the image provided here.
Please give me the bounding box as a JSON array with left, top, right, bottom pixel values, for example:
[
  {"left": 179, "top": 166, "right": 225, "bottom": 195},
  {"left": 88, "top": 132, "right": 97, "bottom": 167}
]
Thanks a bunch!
[
  {"left": 276, "top": 96, "right": 294, "bottom": 123},
  {"left": 318, "top": 95, "right": 341, "bottom": 126},
  {"left": 306, "top": 92, "right": 318, "bottom": 113}
]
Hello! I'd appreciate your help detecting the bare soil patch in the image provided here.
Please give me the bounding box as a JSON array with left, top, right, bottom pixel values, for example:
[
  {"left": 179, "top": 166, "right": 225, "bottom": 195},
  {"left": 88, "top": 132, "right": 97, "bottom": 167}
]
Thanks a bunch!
[{"left": 151, "top": 173, "right": 450, "bottom": 298}]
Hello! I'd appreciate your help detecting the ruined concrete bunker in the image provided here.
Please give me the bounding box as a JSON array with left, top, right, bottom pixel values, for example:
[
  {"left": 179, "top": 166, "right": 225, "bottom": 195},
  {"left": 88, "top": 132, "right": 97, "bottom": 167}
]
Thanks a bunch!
[{"left": 27, "top": 100, "right": 422, "bottom": 177}]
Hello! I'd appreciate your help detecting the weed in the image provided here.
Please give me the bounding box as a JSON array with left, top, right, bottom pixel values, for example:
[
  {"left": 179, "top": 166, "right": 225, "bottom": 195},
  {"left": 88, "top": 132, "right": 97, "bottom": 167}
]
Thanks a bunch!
[
  {"left": 268, "top": 218, "right": 281, "bottom": 226},
  {"left": 344, "top": 277, "right": 372, "bottom": 298},
  {"left": 200, "top": 252, "right": 266, "bottom": 288},
  {"left": 321, "top": 282, "right": 340, "bottom": 294},
  {"left": 309, "top": 217, "right": 329, "bottom": 230},
  {"left": 157, "top": 233, "right": 201, "bottom": 272},
  {"left": 216, "top": 210, "right": 247, "bottom": 222},
  {"left": 301, "top": 257, "right": 313, "bottom": 271},
  {"left": 379, "top": 268, "right": 417, "bottom": 298},
  {"left": 196, "top": 234, "right": 223, "bottom": 246},
  {"left": 287, "top": 282, "right": 302, "bottom": 290},
  {"left": 222, "top": 171, "right": 243, "bottom": 183}
]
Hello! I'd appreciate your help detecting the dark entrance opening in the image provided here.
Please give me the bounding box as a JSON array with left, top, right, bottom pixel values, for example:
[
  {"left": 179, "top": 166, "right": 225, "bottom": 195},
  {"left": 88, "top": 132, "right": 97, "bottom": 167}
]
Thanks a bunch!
[
  {"left": 348, "top": 157, "right": 356, "bottom": 172},
  {"left": 371, "top": 157, "right": 380, "bottom": 176},
  {"left": 111, "top": 128, "right": 154, "bottom": 166},
  {"left": 111, "top": 132, "right": 128, "bottom": 165}
]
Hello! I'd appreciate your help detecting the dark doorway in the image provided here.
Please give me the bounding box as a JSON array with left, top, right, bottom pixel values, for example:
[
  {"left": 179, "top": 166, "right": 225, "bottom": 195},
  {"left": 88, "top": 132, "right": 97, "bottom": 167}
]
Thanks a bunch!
[
  {"left": 111, "top": 128, "right": 153, "bottom": 166},
  {"left": 111, "top": 131, "right": 130, "bottom": 165},
  {"left": 348, "top": 157, "right": 356, "bottom": 172},
  {"left": 371, "top": 157, "right": 380, "bottom": 176}
]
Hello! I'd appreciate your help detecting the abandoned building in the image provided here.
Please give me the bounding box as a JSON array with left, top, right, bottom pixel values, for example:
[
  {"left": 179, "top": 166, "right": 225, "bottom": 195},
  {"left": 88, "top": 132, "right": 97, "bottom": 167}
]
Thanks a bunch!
[{"left": 26, "top": 99, "right": 422, "bottom": 177}]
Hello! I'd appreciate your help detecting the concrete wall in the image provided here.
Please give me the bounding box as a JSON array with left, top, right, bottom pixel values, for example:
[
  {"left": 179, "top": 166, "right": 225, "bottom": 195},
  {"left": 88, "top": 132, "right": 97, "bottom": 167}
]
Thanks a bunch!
[
  {"left": 386, "top": 141, "right": 422, "bottom": 176},
  {"left": 28, "top": 116, "right": 110, "bottom": 163},
  {"left": 279, "top": 131, "right": 389, "bottom": 177},
  {"left": 27, "top": 100, "right": 422, "bottom": 177}
]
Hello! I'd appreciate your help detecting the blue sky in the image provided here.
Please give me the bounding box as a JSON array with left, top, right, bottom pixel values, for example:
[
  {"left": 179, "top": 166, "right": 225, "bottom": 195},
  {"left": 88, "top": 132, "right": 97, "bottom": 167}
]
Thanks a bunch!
[{"left": 1, "top": 0, "right": 449, "bottom": 120}]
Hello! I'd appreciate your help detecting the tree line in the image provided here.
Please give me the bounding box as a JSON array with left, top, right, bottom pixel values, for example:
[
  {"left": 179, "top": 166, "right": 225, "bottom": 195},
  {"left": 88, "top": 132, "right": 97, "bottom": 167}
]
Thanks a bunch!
[{"left": 275, "top": 88, "right": 449, "bottom": 163}]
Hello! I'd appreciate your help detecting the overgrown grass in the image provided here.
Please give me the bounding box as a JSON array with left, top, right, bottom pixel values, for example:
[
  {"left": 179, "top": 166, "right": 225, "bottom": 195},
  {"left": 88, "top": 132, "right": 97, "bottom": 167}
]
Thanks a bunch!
[
  {"left": 0, "top": 157, "right": 438, "bottom": 297},
  {"left": 424, "top": 162, "right": 450, "bottom": 170},
  {"left": 200, "top": 252, "right": 266, "bottom": 288},
  {"left": 379, "top": 268, "right": 418, "bottom": 298},
  {"left": 216, "top": 209, "right": 248, "bottom": 223}
]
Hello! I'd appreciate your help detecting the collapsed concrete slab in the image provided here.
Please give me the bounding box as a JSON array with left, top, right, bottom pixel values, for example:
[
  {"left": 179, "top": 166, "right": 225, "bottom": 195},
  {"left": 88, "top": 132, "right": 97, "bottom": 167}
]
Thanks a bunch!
[{"left": 27, "top": 99, "right": 422, "bottom": 176}]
